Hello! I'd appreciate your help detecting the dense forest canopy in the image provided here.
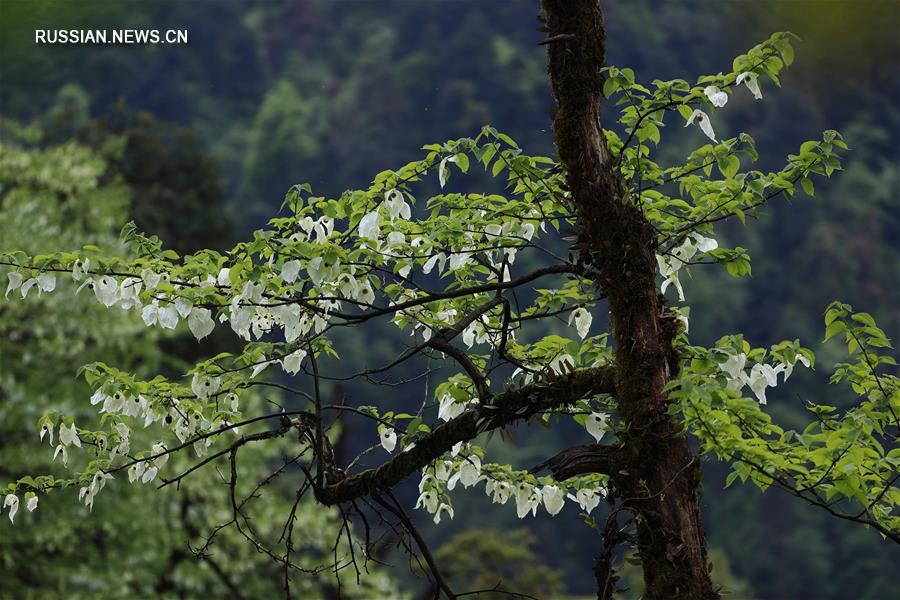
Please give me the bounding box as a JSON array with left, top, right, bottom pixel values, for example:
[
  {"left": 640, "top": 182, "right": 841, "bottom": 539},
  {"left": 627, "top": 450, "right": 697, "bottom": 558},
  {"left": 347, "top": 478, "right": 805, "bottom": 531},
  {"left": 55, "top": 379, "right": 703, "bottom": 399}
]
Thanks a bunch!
[{"left": 0, "top": 1, "right": 897, "bottom": 598}]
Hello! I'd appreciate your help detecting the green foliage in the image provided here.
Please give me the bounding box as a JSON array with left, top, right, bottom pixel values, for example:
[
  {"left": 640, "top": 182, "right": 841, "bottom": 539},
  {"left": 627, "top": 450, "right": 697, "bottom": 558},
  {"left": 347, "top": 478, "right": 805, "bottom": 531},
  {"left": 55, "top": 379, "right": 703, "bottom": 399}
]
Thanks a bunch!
[{"left": 433, "top": 529, "right": 566, "bottom": 599}]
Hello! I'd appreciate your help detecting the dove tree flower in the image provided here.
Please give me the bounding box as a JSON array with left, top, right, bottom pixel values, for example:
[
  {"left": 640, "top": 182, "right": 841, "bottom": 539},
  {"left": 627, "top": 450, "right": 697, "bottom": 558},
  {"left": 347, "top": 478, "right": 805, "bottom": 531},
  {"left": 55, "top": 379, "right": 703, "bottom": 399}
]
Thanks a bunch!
[
  {"left": 736, "top": 71, "right": 763, "bottom": 99},
  {"left": 685, "top": 108, "right": 717, "bottom": 142}
]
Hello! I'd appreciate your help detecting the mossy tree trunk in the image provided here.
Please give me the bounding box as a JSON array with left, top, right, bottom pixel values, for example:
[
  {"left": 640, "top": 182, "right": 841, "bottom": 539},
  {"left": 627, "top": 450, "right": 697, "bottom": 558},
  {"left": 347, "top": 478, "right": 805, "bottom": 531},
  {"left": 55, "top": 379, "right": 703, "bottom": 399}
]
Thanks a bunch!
[{"left": 540, "top": 1, "right": 717, "bottom": 597}]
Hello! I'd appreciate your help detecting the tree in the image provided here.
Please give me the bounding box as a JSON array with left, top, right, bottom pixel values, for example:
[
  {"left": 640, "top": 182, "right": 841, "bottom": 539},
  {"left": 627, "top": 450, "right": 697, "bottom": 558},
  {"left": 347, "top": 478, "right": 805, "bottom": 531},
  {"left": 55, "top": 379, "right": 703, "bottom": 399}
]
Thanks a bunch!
[{"left": 2, "top": 2, "right": 897, "bottom": 598}]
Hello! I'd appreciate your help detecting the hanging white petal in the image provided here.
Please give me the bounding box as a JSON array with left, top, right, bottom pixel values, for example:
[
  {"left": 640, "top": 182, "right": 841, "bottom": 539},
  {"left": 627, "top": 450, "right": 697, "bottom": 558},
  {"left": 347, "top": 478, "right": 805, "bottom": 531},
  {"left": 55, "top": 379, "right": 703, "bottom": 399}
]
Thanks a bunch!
[
  {"left": 736, "top": 72, "right": 763, "bottom": 100},
  {"left": 541, "top": 485, "right": 566, "bottom": 516},
  {"left": 187, "top": 307, "right": 215, "bottom": 340},
  {"left": 359, "top": 210, "right": 381, "bottom": 241},
  {"left": 585, "top": 412, "right": 609, "bottom": 443},
  {"left": 281, "top": 259, "right": 302, "bottom": 283},
  {"left": 685, "top": 109, "right": 717, "bottom": 143},
  {"left": 569, "top": 307, "right": 593, "bottom": 339},
  {"left": 379, "top": 426, "right": 397, "bottom": 453},
  {"left": 703, "top": 85, "right": 728, "bottom": 108}
]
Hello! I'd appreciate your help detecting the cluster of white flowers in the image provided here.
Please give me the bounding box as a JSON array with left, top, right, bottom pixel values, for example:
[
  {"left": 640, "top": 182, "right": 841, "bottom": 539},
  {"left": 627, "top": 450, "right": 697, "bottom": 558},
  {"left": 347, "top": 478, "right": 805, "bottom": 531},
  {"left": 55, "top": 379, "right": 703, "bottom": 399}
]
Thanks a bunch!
[
  {"left": 2, "top": 493, "right": 37, "bottom": 524},
  {"left": 685, "top": 71, "right": 763, "bottom": 143},
  {"left": 413, "top": 450, "right": 606, "bottom": 523},
  {"left": 656, "top": 233, "right": 718, "bottom": 302},
  {"left": 718, "top": 351, "right": 811, "bottom": 404}
]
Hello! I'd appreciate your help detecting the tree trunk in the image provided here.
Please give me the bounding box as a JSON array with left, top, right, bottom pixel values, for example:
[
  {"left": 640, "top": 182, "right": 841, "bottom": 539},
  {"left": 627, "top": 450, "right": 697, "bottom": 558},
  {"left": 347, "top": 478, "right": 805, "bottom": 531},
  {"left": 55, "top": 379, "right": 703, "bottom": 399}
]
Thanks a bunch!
[{"left": 540, "top": 1, "right": 717, "bottom": 597}]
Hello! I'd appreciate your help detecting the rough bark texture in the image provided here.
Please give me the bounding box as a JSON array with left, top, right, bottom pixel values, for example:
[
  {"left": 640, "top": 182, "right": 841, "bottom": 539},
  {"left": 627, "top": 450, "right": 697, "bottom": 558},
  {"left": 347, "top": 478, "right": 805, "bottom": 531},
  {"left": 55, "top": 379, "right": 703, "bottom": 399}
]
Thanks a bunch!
[
  {"left": 320, "top": 365, "right": 616, "bottom": 505},
  {"left": 540, "top": 1, "right": 716, "bottom": 597}
]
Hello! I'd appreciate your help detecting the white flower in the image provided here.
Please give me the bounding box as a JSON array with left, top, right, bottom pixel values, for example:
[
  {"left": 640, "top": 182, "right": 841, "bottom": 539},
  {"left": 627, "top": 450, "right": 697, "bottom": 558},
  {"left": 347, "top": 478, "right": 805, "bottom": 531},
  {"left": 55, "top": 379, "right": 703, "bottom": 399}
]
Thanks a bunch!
[
  {"left": 158, "top": 304, "right": 179, "bottom": 329},
  {"left": 704, "top": 85, "right": 728, "bottom": 108},
  {"left": 438, "top": 156, "right": 458, "bottom": 189},
  {"left": 415, "top": 490, "right": 439, "bottom": 514},
  {"left": 141, "top": 302, "right": 159, "bottom": 326},
  {"left": 685, "top": 109, "right": 717, "bottom": 143},
  {"left": 486, "top": 480, "right": 512, "bottom": 504},
  {"left": 359, "top": 210, "right": 381, "bottom": 241},
  {"left": 736, "top": 72, "right": 762, "bottom": 100},
  {"left": 59, "top": 422, "right": 81, "bottom": 447},
  {"left": 191, "top": 374, "right": 221, "bottom": 398},
  {"left": 4, "top": 494, "right": 19, "bottom": 523},
  {"left": 142, "top": 465, "right": 159, "bottom": 484},
  {"left": 39, "top": 422, "right": 54, "bottom": 445},
  {"left": 585, "top": 412, "right": 609, "bottom": 443},
  {"left": 187, "top": 307, "right": 215, "bottom": 340},
  {"left": 385, "top": 189, "right": 411, "bottom": 221},
  {"left": 5, "top": 271, "right": 23, "bottom": 298},
  {"left": 20, "top": 277, "right": 37, "bottom": 298},
  {"left": 379, "top": 426, "right": 397, "bottom": 453},
  {"left": 781, "top": 353, "right": 812, "bottom": 381},
  {"left": 53, "top": 444, "right": 68, "bottom": 466},
  {"left": 93, "top": 276, "right": 119, "bottom": 306},
  {"left": 514, "top": 482, "right": 540, "bottom": 519},
  {"left": 458, "top": 455, "right": 482, "bottom": 488},
  {"left": 433, "top": 503, "right": 454, "bottom": 524},
  {"left": 720, "top": 352, "right": 746, "bottom": 380},
  {"left": 747, "top": 363, "right": 781, "bottom": 405},
  {"left": 541, "top": 485, "right": 566, "bottom": 516},
  {"left": 570, "top": 488, "right": 602, "bottom": 514},
  {"left": 37, "top": 272, "right": 56, "bottom": 292},
  {"left": 281, "top": 349, "right": 307, "bottom": 375},
  {"left": 26, "top": 495, "right": 38, "bottom": 513},
  {"left": 569, "top": 307, "right": 592, "bottom": 339},
  {"left": 281, "top": 260, "right": 302, "bottom": 283},
  {"left": 438, "top": 393, "right": 466, "bottom": 422}
]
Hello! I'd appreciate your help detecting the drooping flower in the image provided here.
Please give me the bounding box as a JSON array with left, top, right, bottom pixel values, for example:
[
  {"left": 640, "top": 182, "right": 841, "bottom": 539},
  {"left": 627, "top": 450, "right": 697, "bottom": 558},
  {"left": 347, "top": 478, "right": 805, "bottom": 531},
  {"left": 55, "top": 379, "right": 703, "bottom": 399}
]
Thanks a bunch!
[
  {"left": 158, "top": 304, "right": 179, "bottom": 329},
  {"left": 458, "top": 455, "right": 482, "bottom": 488},
  {"left": 93, "top": 276, "right": 119, "bottom": 307},
  {"left": 438, "top": 156, "right": 459, "bottom": 189},
  {"left": 191, "top": 374, "right": 221, "bottom": 399},
  {"left": 736, "top": 72, "right": 763, "bottom": 100},
  {"left": 719, "top": 352, "right": 747, "bottom": 387},
  {"left": 585, "top": 412, "right": 609, "bottom": 443},
  {"left": 747, "top": 363, "right": 782, "bottom": 404},
  {"left": 514, "top": 482, "right": 540, "bottom": 519},
  {"left": 187, "top": 307, "right": 215, "bottom": 340},
  {"left": 281, "top": 259, "right": 302, "bottom": 283},
  {"left": 704, "top": 85, "right": 728, "bottom": 108},
  {"left": 570, "top": 488, "right": 602, "bottom": 514},
  {"left": 25, "top": 494, "right": 38, "bottom": 513},
  {"left": 379, "top": 426, "right": 397, "bottom": 453},
  {"left": 281, "top": 349, "right": 307, "bottom": 375},
  {"left": 5, "top": 271, "right": 23, "bottom": 298},
  {"left": 37, "top": 272, "right": 56, "bottom": 293},
  {"left": 415, "top": 490, "right": 439, "bottom": 514},
  {"left": 685, "top": 109, "right": 717, "bottom": 143},
  {"left": 4, "top": 494, "right": 19, "bottom": 523},
  {"left": 569, "top": 307, "right": 593, "bottom": 340},
  {"left": 541, "top": 485, "right": 566, "bottom": 516},
  {"left": 359, "top": 210, "right": 381, "bottom": 241},
  {"left": 59, "top": 422, "right": 81, "bottom": 448}
]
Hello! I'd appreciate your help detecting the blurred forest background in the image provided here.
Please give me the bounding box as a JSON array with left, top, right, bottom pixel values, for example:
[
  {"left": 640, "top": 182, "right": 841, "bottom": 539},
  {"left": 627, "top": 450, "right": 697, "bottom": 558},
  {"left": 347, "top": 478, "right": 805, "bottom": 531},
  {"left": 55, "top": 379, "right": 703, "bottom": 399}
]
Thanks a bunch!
[{"left": 0, "top": 1, "right": 897, "bottom": 598}]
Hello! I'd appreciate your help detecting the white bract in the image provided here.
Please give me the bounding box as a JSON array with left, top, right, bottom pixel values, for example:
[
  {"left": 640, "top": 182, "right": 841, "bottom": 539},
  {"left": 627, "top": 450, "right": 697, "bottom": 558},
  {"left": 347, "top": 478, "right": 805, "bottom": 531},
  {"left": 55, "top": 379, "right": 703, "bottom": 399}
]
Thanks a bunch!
[
  {"left": 379, "top": 426, "right": 397, "bottom": 453},
  {"left": 187, "top": 307, "right": 215, "bottom": 340},
  {"left": 541, "top": 485, "right": 566, "bottom": 516},
  {"left": 586, "top": 412, "right": 609, "bottom": 443},
  {"left": 736, "top": 72, "right": 763, "bottom": 99},
  {"left": 657, "top": 234, "right": 718, "bottom": 302},
  {"left": 4, "top": 494, "right": 19, "bottom": 523},
  {"left": 359, "top": 210, "right": 381, "bottom": 241},
  {"left": 685, "top": 109, "right": 717, "bottom": 143},
  {"left": 704, "top": 85, "right": 728, "bottom": 108},
  {"left": 569, "top": 307, "right": 593, "bottom": 339}
]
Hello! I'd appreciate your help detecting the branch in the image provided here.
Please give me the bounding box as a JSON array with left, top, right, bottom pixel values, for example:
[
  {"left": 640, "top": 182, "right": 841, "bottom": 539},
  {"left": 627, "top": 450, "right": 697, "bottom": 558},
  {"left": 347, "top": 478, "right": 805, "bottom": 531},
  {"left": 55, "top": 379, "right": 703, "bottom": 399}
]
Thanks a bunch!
[
  {"left": 530, "top": 443, "right": 625, "bottom": 480},
  {"left": 317, "top": 366, "right": 616, "bottom": 505}
]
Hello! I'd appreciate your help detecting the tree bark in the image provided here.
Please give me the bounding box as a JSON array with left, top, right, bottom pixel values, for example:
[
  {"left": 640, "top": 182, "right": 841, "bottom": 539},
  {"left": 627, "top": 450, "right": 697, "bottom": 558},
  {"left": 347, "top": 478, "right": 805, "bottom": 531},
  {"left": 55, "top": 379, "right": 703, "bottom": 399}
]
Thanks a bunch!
[{"left": 540, "top": 1, "right": 717, "bottom": 597}]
